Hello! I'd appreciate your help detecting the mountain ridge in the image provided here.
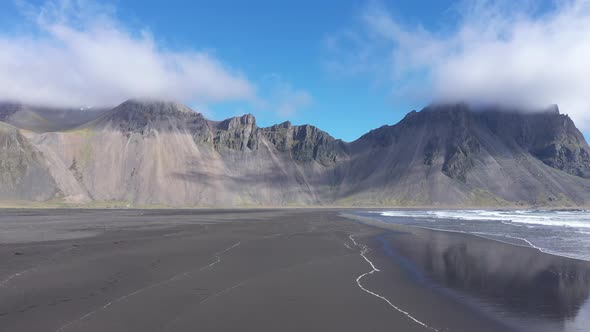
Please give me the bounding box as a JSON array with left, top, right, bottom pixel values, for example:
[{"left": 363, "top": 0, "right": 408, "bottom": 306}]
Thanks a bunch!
[{"left": 1, "top": 99, "right": 590, "bottom": 207}]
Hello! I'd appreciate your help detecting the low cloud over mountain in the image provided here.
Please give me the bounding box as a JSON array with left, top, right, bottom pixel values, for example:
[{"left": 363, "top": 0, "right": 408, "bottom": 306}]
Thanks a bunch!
[
  {"left": 328, "top": 0, "right": 590, "bottom": 131},
  {"left": 1, "top": 99, "right": 590, "bottom": 207},
  {"left": 0, "top": 0, "right": 255, "bottom": 108}
]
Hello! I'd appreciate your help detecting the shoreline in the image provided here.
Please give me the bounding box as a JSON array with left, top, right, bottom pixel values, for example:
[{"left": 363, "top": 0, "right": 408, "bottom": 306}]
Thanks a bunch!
[
  {"left": 0, "top": 203, "right": 588, "bottom": 210},
  {"left": 354, "top": 214, "right": 590, "bottom": 263},
  {"left": 1, "top": 209, "right": 588, "bottom": 331},
  {"left": 342, "top": 211, "right": 590, "bottom": 263},
  {"left": 343, "top": 212, "right": 590, "bottom": 332}
]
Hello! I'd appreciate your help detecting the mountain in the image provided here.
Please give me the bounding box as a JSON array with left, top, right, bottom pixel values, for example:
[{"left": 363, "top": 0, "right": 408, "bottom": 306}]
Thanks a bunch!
[
  {"left": 0, "top": 122, "right": 60, "bottom": 201},
  {"left": 335, "top": 103, "right": 590, "bottom": 206},
  {"left": 1, "top": 99, "right": 589, "bottom": 207},
  {"left": 24, "top": 99, "right": 348, "bottom": 206},
  {"left": 0, "top": 102, "right": 107, "bottom": 133}
]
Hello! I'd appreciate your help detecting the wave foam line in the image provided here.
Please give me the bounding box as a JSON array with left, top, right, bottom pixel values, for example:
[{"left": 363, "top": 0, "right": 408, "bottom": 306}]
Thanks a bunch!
[
  {"left": 349, "top": 235, "right": 438, "bottom": 331},
  {"left": 378, "top": 210, "right": 590, "bottom": 229},
  {"left": 470, "top": 232, "right": 542, "bottom": 250},
  {"left": 54, "top": 241, "right": 241, "bottom": 332}
]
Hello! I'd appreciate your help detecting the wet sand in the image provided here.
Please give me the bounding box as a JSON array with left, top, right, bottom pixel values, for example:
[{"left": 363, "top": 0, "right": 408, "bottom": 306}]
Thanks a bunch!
[
  {"left": 0, "top": 209, "right": 567, "bottom": 332},
  {"left": 349, "top": 213, "right": 590, "bottom": 332}
]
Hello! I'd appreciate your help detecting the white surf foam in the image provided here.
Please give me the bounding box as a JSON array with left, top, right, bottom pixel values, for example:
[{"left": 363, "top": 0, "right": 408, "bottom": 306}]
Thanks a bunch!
[
  {"left": 374, "top": 209, "right": 590, "bottom": 261},
  {"left": 378, "top": 210, "right": 590, "bottom": 229}
]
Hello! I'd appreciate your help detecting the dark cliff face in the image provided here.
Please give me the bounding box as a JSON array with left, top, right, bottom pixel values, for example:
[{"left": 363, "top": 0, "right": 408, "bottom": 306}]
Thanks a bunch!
[
  {"left": 354, "top": 104, "right": 483, "bottom": 182},
  {"left": 211, "top": 114, "right": 258, "bottom": 151},
  {"left": 261, "top": 121, "right": 348, "bottom": 166},
  {"left": 95, "top": 100, "right": 258, "bottom": 151},
  {"left": 415, "top": 104, "right": 482, "bottom": 182},
  {"left": 475, "top": 107, "right": 590, "bottom": 178},
  {"left": 357, "top": 103, "right": 590, "bottom": 182},
  {"left": 338, "top": 103, "right": 590, "bottom": 206},
  {"left": 96, "top": 100, "right": 347, "bottom": 165}
]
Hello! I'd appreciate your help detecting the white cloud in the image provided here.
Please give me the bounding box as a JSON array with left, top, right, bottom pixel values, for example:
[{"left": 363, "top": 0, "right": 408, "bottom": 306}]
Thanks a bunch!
[
  {"left": 330, "top": 0, "right": 590, "bottom": 130},
  {"left": 0, "top": 0, "right": 255, "bottom": 108}
]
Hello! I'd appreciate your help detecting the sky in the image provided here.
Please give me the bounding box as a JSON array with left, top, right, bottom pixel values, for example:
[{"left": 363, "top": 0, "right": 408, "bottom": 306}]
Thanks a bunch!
[{"left": 0, "top": 0, "right": 589, "bottom": 141}]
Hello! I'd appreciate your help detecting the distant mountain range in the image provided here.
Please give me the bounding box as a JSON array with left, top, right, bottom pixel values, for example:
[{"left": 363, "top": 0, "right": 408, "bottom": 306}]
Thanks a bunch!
[{"left": 1, "top": 99, "right": 589, "bottom": 207}]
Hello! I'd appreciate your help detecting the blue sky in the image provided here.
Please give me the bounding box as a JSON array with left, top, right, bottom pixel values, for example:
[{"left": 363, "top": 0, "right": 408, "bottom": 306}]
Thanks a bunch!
[
  {"left": 107, "top": 0, "right": 450, "bottom": 140},
  {"left": 1, "top": 0, "right": 588, "bottom": 141}
]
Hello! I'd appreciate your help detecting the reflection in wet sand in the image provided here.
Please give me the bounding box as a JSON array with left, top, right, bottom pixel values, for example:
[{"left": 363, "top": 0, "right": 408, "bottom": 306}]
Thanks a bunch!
[{"left": 377, "top": 226, "right": 590, "bottom": 332}]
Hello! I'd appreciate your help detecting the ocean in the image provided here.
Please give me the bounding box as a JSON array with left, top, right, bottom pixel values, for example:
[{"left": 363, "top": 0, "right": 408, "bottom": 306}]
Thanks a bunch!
[
  {"left": 366, "top": 209, "right": 590, "bottom": 261},
  {"left": 359, "top": 209, "right": 590, "bottom": 331}
]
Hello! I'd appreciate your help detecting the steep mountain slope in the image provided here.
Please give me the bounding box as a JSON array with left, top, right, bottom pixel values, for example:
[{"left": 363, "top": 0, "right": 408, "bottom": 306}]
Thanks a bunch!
[
  {"left": 0, "top": 102, "right": 107, "bottom": 133},
  {"left": 0, "top": 121, "right": 58, "bottom": 201},
  {"left": 335, "top": 104, "right": 590, "bottom": 206},
  {"left": 476, "top": 105, "right": 590, "bottom": 178},
  {"left": 3, "top": 99, "right": 590, "bottom": 207},
  {"left": 261, "top": 121, "right": 348, "bottom": 167},
  {"left": 30, "top": 99, "right": 346, "bottom": 206}
]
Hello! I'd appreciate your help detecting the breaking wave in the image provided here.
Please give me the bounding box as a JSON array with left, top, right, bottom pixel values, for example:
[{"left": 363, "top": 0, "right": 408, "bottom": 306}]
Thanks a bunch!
[
  {"left": 370, "top": 209, "right": 590, "bottom": 261},
  {"left": 378, "top": 210, "right": 590, "bottom": 229}
]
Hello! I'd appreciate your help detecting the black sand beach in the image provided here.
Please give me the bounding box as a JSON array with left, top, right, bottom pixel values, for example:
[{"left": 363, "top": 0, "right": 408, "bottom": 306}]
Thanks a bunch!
[{"left": 1, "top": 209, "right": 587, "bottom": 332}]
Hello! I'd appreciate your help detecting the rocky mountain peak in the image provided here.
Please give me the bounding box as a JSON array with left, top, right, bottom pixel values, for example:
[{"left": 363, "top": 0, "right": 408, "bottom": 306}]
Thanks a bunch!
[
  {"left": 2, "top": 98, "right": 590, "bottom": 207},
  {"left": 209, "top": 114, "right": 258, "bottom": 151},
  {"left": 463, "top": 105, "right": 590, "bottom": 178},
  {"left": 277, "top": 121, "right": 292, "bottom": 128},
  {"left": 110, "top": 99, "right": 195, "bottom": 116},
  {"left": 356, "top": 103, "right": 590, "bottom": 182},
  {"left": 261, "top": 122, "right": 347, "bottom": 166},
  {"left": 218, "top": 114, "right": 256, "bottom": 130},
  {"left": 95, "top": 99, "right": 203, "bottom": 133}
]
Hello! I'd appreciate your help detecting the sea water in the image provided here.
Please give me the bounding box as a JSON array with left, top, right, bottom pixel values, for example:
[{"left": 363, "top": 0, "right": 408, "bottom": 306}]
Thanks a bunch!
[
  {"left": 362, "top": 209, "right": 590, "bottom": 331},
  {"left": 368, "top": 209, "right": 590, "bottom": 261}
]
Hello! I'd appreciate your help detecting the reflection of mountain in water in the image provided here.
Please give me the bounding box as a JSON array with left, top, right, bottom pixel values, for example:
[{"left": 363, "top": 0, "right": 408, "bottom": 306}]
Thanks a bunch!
[{"left": 378, "top": 227, "right": 590, "bottom": 329}]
